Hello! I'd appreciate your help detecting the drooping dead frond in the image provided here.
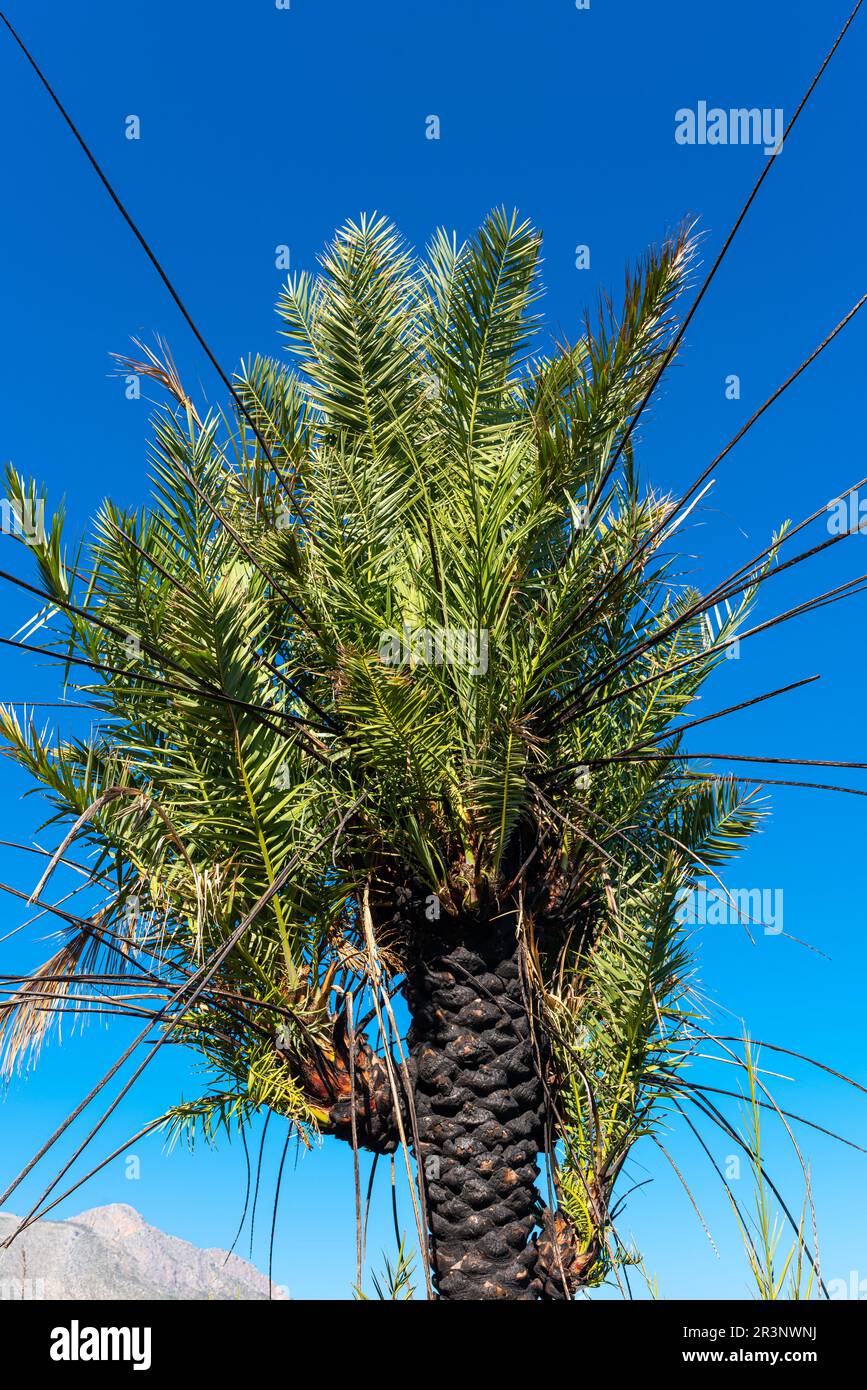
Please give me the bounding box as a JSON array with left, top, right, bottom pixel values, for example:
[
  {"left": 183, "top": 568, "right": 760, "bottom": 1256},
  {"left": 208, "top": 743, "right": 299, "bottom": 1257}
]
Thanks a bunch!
[
  {"left": 0, "top": 906, "right": 135, "bottom": 1075},
  {"left": 110, "top": 335, "right": 202, "bottom": 424}
]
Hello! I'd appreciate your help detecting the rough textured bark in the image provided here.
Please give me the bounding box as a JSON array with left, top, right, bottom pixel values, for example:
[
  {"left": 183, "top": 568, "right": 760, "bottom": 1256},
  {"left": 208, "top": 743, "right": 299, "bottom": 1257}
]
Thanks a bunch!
[
  {"left": 278, "top": 911, "right": 597, "bottom": 1297},
  {"left": 404, "top": 912, "right": 547, "bottom": 1300}
]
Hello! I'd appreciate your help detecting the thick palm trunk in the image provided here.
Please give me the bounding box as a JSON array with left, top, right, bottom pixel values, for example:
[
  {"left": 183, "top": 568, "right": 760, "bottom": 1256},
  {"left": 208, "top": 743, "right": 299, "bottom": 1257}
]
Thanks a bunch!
[
  {"left": 405, "top": 912, "right": 546, "bottom": 1299},
  {"left": 280, "top": 906, "right": 592, "bottom": 1298}
]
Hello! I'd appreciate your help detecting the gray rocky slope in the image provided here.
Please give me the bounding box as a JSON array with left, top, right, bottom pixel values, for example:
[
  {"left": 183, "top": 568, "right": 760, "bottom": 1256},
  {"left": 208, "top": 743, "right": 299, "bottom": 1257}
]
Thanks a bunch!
[{"left": 0, "top": 1203, "right": 289, "bottom": 1300}]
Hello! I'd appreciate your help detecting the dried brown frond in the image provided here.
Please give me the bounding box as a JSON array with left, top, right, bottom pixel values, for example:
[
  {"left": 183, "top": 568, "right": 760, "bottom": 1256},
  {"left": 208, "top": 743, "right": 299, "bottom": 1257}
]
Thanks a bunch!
[
  {"left": 1, "top": 921, "right": 100, "bottom": 1076},
  {"left": 110, "top": 335, "right": 202, "bottom": 424}
]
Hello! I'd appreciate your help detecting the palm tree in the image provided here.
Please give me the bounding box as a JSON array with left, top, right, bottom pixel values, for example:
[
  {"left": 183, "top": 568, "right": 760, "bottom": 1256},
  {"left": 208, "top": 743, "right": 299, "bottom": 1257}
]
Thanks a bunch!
[{"left": 0, "top": 210, "right": 853, "bottom": 1299}]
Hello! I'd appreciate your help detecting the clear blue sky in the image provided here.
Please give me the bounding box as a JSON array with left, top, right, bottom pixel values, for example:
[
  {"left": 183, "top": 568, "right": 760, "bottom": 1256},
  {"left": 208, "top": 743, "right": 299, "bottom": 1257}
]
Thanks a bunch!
[{"left": 0, "top": 0, "right": 865, "bottom": 1300}]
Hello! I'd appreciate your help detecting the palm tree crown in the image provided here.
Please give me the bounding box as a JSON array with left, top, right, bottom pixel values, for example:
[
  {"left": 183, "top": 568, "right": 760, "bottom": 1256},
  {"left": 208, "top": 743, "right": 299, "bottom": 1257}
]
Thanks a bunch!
[{"left": 1, "top": 209, "right": 778, "bottom": 1297}]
